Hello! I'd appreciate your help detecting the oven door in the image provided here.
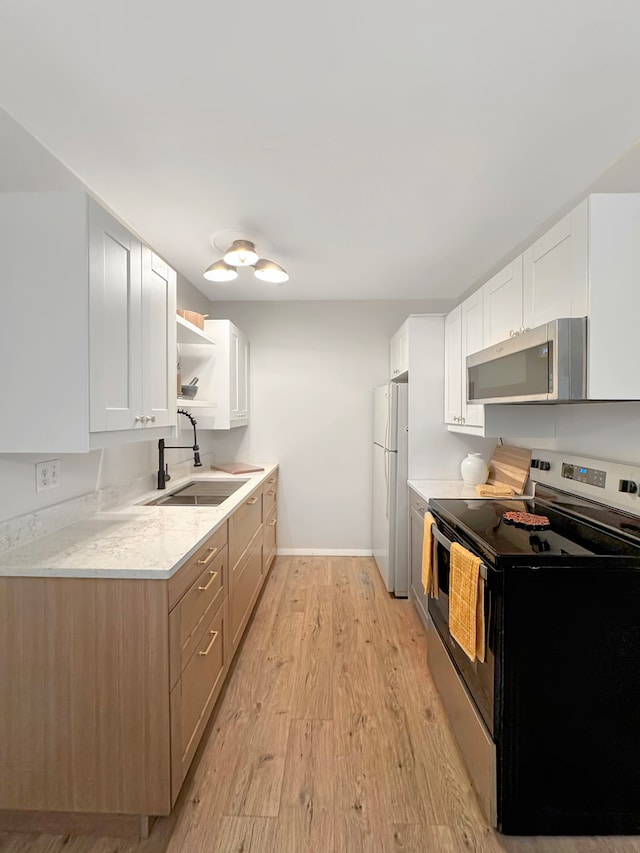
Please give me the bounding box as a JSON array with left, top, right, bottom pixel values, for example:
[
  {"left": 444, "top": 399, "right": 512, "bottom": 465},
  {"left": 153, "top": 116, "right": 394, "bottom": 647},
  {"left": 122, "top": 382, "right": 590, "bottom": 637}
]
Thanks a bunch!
[{"left": 427, "top": 519, "right": 498, "bottom": 735}]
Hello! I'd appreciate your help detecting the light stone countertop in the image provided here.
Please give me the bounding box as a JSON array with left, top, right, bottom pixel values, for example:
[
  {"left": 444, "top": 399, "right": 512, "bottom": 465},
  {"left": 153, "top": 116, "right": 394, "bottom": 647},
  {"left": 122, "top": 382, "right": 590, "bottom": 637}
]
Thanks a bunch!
[
  {"left": 408, "top": 479, "right": 534, "bottom": 503},
  {"left": 408, "top": 480, "right": 480, "bottom": 502},
  {"left": 0, "top": 464, "right": 278, "bottom": 580}
]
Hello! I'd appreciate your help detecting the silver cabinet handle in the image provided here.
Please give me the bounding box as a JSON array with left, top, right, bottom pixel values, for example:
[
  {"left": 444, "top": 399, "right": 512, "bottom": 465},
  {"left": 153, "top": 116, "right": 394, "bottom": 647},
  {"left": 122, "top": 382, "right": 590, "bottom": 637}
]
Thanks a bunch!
[
  {"left": 135, "top": 415, "right": 145, "bottom": 423},
  {"left": 145, "top": 415, "right": 156, "bottom": 424}
]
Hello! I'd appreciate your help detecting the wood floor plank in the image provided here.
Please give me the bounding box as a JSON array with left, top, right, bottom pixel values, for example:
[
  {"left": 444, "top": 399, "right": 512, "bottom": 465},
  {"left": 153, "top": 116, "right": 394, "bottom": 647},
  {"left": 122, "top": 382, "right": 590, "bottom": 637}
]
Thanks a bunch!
[
  {"left": 273, "top": 719, "right": 334, "bottom": 853},
  {"left": 201, "top": 816, "right": 277, "bottom": 853},
  {"left": 3, "top": 557, "right": 640, "bottom": 853},
  {"left": 223, "top": 704, "right": 291, "bottom": 817},
  {"left": 292, "top": 584, "right": 333, "bottom": 719}
]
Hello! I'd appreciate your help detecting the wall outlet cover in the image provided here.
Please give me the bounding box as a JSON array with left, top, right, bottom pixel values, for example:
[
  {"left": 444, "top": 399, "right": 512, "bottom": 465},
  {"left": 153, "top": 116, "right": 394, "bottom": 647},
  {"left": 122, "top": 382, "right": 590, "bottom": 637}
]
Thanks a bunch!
[{"left": 36, "top": 459, "right": 60, "bottom": 492}]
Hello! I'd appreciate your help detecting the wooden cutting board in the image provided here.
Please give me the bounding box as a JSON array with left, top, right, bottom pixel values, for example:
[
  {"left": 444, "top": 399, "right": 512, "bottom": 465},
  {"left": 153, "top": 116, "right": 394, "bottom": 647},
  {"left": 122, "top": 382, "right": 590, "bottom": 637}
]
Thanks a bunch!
[
  {"left": 211, "top": 462, "right": 265, "bottom": 475},
  {"left": 487, "top": 445, "right": 531, "bottom": 494}
]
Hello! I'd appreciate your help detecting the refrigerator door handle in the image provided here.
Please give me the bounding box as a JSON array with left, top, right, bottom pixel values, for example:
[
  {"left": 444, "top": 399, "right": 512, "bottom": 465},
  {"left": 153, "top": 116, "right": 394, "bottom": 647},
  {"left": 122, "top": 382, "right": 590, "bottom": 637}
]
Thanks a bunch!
[{"left": 384, "top": 449, "right": 390, "bottom": 520}]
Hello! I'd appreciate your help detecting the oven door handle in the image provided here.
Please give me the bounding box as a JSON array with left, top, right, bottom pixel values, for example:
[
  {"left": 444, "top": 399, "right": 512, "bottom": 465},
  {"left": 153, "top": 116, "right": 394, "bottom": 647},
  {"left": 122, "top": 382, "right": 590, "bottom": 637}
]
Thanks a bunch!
[{"left": 431, "top": 524, "right": 488, "bottom": 581}]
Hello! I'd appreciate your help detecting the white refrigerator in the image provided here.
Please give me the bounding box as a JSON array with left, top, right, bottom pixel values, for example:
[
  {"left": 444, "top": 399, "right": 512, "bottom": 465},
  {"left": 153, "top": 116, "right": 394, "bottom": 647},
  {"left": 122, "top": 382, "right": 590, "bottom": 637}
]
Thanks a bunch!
[{"left": 372, "top": 383, "right": 409, "bottom": 596}]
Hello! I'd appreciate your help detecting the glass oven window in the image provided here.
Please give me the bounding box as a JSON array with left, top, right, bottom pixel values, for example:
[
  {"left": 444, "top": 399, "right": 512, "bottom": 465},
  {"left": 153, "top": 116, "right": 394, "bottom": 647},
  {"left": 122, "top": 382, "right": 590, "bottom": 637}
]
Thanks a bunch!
[{"left": 468, "top": 341, "right": 552, "bottom": 401}]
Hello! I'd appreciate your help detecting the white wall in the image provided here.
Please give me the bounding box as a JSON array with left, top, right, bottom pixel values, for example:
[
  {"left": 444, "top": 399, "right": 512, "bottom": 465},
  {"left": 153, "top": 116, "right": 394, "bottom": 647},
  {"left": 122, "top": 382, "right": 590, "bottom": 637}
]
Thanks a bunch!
[
  {"left": 505, "top": 402, "right": 640, "bottom": 465},
  {"left": 206, "top": 301, "right": 483, "bottom": 553}
]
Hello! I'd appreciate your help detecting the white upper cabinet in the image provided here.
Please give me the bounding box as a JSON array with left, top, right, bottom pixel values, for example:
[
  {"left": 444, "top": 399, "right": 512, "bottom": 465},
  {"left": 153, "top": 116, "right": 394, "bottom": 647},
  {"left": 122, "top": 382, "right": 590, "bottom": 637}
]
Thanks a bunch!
[
  {"left": 444, "top": 306, "right": 462, "bottom": 425},
  {"left": 460, "top": 290, "right": 484, "bottom": 428},
  {"left": 141, "top": 250, "right": 177, "bottom": 429},
  {"left": 90, "top": 203, "right": 176, "bottom": 434},
  {"left": 181, "top": 319, "right": 249, "bottom": 430},
  {"left": 523, "top": 199, "right": 589, "bottom": 330},
  {"left": 445, "top": 293, "right": 485, "bottom": 432},
  {"left": 482, "top": 257, "right": 524, "bottom": 345},
  {"left": 389, "top": 321, "right": 409, "bottom": 379},
  {"left": 0, "top": 192, "right": 177, "bottom": 452}
]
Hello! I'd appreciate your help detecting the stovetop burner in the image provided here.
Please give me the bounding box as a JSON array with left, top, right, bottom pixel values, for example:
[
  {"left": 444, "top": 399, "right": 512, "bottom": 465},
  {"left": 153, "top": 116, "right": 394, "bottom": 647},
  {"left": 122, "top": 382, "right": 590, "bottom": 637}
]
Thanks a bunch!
[{"left": 429, "top": 489, "right": 640, "bottom": 566}]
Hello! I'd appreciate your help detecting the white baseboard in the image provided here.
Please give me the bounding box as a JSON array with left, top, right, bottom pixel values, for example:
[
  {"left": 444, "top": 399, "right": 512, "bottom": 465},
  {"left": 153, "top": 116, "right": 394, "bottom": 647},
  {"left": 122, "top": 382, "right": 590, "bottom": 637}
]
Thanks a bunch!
[{"left": 276, "top": 549, "right": 373, "bottom": 557}]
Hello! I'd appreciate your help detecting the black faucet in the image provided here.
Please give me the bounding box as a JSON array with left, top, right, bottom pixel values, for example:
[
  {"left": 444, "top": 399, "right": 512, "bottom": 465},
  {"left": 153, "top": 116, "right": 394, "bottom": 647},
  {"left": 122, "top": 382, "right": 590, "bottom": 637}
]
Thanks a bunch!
[{"left": 157, "top": 409, "right": 203, "bottom": 489}]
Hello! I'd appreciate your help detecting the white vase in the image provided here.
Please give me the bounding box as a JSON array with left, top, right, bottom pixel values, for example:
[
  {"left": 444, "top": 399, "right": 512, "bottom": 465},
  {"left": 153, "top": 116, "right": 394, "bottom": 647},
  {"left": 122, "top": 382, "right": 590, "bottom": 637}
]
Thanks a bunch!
[{"left": 460, "top": 452, "right": 489, "bottom": 486}]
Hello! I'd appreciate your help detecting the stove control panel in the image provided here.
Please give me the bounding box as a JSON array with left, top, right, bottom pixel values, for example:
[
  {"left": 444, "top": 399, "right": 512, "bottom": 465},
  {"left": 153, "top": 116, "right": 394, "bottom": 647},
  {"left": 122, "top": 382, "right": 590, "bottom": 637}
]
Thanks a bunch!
[
  {"left": 531, "top": 449, "right": 640, "bottom": 514},
  {"left": 561, "top": 462, "right": 607, "bottom": 488}
]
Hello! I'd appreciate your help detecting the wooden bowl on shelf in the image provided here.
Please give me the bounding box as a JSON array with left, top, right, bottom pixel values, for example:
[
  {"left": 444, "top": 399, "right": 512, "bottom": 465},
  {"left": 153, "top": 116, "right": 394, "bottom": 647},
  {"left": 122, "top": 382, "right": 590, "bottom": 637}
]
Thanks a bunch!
[{"left": 177, "top": 310, "right": 208, "bottom": 330}]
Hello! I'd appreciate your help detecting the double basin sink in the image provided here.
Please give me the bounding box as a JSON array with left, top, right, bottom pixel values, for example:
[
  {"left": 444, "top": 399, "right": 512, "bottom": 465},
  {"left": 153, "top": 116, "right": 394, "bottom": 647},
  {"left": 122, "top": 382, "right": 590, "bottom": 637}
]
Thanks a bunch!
[{"left": 144, "top": 479, "right": 248, "bottom": 507}]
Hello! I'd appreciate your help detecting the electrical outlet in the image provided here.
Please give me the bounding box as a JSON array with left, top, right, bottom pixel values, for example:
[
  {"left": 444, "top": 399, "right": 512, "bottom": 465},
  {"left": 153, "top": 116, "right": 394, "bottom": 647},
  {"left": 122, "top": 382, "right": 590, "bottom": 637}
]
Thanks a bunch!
[{"left": 36, "top": 459, "right": 60, "bottom": 492}]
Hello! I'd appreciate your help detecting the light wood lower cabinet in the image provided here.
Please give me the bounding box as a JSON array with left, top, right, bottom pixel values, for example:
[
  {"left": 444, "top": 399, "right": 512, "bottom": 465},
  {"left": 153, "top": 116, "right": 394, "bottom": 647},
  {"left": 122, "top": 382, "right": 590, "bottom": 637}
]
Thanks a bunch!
[
  {"left": 0, "top": 468, "right": 278, "bottom": 837},
  {"left": 230, "top": 526, "right": 264, "bottom": 655},
  {"left": 170, "top": 596, "right": 229, "bottom": 796},
  {"left": 264, "top": 505, "right": 277, "bottom": 571}
]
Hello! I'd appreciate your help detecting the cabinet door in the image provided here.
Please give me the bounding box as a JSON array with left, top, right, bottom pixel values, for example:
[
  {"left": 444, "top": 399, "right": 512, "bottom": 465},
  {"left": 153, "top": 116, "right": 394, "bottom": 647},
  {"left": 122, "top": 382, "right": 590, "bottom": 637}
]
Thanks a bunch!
[
  {"left": 89, "top": 201, "right": 142, "bottom": 432},
  {"left": 523, "top": 200, "right": 589, "bottom": 329},
  {"left": 141, "top": 249, "right": 177, "bottom": 428},
  {"left": 461, "top": 292, "right": 484, "bottom": 427},
  {"left": 409, "top": 497, "right": 429, "bottom": 628},
  {"left": 237, "top": 330, "right": 249, "bottom": 420},
  {"left": 482, "top": 258, "right": 524, "bottom": 346},
  {"left": 390, "top": 322, "right": 408, "bottom": 379},
  {"left": 444, "top": 306, "right": 462, "bottom": 425},
  {"left": 230, "top": 325, "right": 241, "bottom": 420}
]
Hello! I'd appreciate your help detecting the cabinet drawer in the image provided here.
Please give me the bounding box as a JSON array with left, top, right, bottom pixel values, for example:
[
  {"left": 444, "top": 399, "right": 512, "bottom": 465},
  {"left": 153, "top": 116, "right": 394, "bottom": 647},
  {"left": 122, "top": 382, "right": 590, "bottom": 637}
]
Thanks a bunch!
[
  {"left": 169, "top": 545, "right": 227, "bottom": 687},
  {"left": 230, "top": 526, "right": 263, "bottom": 655},
  {"left": 263, "top": 475, "right": 278, "bottom": 518},
  {"left": 229, "top": 491, "right": 262, "bottom": 570},
  {"left": 264, "top": 505, "right": 277, "bottom": 572},
  {"left": 170, "top": 596, "right": 228, "bottom": 800},
  {"left": 168, "top": 521, "right": 228, "bottom": 610}
]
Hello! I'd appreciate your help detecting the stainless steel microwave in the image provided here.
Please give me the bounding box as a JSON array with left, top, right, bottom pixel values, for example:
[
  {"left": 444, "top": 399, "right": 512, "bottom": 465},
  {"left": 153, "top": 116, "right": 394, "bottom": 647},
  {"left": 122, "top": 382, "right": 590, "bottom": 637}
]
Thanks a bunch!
[{"left": 466, "top": 317, "right": 587, "bottom": 404}]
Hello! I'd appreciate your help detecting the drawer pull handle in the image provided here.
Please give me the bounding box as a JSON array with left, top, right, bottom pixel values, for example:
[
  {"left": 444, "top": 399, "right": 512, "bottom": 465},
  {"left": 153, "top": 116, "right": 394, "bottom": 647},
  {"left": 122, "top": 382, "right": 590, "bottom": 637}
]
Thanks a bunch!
[
  {"left": 269, "top": 519, "right": 277, "bottom": 527},
  {"left": 198, "top": 570, "right": 219, "bottom": 591},
  {"left": 246, "top": 497, "right": 258, "bottom": 505},
  {"left": 197, "top": 546, "right": 218, "bottom": 567},
  {"left": 198, "top": 630, "right": 219, "bottom": 656},
  {"left": 268, "top": 478, "right": 276, "bottom": 484},
  {"left": 266, "top": 490, "right": 276, "bottom": 496}
]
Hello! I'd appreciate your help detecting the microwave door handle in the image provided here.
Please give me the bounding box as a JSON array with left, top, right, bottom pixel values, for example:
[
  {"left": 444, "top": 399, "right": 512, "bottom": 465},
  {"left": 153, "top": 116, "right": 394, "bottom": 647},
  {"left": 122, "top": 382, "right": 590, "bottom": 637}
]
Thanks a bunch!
[{"left": 431, "top": 524, "right": 488, "bottom": 581}]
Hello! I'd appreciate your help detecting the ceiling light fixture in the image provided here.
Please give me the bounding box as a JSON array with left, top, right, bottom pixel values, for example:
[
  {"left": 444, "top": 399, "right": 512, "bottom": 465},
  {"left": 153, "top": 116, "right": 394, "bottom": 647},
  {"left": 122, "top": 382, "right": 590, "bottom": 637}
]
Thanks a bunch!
[
  {"left": 204, "top": 238, "right": 289, "bottom": 284},
  {"left": 203, "top": 259, "right": 238, "bottom": 282},
  {"left": 254, "top": 258, "right": 289, "bottom": 283},
  {"left": 223, "top": 239, "right": 259, "bottom": 267}
]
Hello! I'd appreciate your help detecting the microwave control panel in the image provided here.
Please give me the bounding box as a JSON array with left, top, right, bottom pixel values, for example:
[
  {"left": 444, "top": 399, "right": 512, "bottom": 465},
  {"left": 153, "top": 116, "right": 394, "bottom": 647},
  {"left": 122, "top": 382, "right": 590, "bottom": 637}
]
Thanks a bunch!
[{"left": 561, "top": 462, "right": 607, "bottom": 489}]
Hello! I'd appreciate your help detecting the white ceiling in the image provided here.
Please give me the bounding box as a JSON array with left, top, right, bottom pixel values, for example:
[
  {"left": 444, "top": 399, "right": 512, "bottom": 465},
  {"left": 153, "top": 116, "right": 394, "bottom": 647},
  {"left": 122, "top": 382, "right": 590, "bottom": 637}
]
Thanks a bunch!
[{"left": 1, "top": 0, "right": 640, "bottom": 302}]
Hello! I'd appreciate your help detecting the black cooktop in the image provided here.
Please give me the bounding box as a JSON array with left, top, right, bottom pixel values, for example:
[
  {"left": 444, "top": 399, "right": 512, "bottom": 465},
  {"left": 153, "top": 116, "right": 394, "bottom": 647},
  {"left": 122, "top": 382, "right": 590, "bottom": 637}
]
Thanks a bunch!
[{"left": 429, "top": 487, "right": 640, "bottom": 567}]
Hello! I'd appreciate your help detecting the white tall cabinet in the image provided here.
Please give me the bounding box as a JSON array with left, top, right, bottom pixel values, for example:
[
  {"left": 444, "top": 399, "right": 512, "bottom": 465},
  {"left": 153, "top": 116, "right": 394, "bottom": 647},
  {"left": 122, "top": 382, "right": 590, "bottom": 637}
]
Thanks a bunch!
[
  {"left": 391, "top": 314, "right": 467, "bottom": 480},
  {"left": 0, "top": 192, "right": 177, "bottom": 452}
]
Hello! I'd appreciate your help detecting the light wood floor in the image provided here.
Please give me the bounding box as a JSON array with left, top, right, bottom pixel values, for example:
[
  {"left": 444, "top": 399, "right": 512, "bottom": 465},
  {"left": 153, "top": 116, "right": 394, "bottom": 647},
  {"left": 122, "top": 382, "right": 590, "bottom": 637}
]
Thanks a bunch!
[{"left": 2, "top": 556, "right": 640, "bottom": 853}]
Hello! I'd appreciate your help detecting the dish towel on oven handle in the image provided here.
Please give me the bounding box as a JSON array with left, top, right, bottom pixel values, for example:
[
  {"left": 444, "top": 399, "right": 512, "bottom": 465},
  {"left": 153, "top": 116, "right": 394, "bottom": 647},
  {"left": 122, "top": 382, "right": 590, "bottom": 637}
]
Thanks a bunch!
[
  {"left": 449, "top": 542, "right": 485, "bottom": 663},
  {"left": 421, "top": 511, "right": 438, "bottom": 598}
]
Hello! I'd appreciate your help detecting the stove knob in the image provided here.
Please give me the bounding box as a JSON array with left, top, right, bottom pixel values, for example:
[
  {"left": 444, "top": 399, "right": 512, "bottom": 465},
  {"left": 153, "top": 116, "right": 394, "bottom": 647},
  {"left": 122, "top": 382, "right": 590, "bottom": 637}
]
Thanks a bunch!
[
  {"left": 539, "top": 461, "right": 551, "bottom": 472},
  {"left": 619, "top": 479, "right": 638, "bottom": 494}
]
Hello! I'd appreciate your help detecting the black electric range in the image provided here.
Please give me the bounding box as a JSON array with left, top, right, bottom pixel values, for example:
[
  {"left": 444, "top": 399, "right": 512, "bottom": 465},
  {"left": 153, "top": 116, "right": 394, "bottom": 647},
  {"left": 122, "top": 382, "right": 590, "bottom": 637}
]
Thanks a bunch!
[{"left": 426, "top": 478, "right": 640, "bottom": 835}]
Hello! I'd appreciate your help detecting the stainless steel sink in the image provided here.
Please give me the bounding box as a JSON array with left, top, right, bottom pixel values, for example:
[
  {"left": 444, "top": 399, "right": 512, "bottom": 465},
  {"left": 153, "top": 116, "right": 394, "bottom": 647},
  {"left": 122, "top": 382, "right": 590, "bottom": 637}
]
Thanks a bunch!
[{"left": 144, "top": 479, "right": 248, "bottom": 507}]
